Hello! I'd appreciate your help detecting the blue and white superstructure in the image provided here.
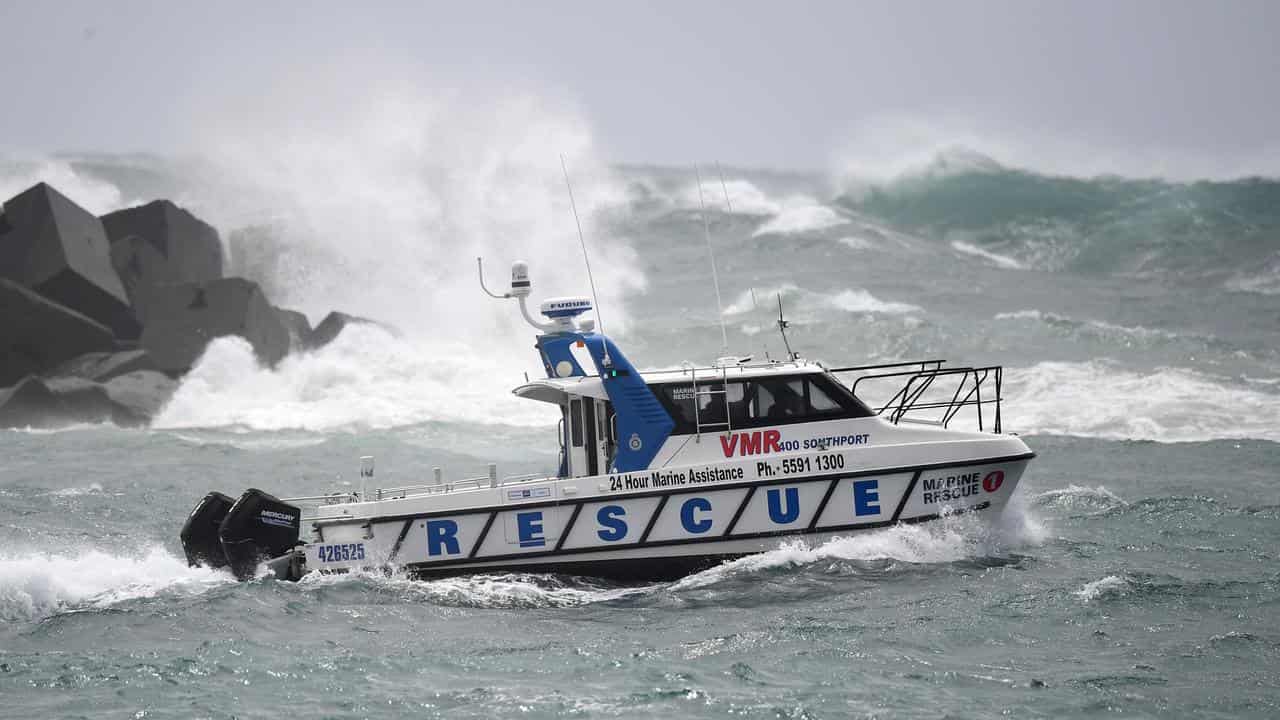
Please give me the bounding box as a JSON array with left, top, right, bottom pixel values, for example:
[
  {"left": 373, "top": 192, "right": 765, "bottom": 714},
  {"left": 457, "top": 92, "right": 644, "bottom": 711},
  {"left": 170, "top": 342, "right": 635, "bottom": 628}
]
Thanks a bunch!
[{"left": 180, "top": 261, "right": 1034, "bottom": 581}]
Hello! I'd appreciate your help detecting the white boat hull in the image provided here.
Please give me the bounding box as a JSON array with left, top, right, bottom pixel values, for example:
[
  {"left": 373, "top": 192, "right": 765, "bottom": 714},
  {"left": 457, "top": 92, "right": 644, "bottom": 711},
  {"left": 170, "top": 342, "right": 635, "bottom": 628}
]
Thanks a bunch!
[{"left": 296, "top": 452, "right": 1032, "bottom": 580}]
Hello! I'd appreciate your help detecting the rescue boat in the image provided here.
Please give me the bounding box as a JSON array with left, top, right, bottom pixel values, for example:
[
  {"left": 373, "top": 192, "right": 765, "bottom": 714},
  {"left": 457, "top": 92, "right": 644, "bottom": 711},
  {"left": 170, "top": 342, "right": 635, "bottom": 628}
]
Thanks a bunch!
[{"left": 180, "top": 261, "right": 1034, "bottom": 581}]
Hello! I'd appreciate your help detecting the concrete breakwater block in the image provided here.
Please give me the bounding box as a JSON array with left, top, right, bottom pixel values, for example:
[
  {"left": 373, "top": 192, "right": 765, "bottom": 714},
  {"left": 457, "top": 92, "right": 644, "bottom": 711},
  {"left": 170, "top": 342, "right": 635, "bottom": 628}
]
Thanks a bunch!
[
  {"left": 48, "top": 349, "right": 158, "bottom": 383},
  {"left": 140, "top": 277, "right": 290, "bottom": 374},
  {"left": 96, "top": 370, "right": 179, "bottom": 422},
  {"left": 103, "top": 200, "right": 224, "bottom": 323},
  {"left": 0, "top": 375, "right": 120, "bottom": 427},
  {"left": 0, "top": 278, "right": 116, "bottom": 386},
  {"left": 0, "top": 182, "right": 138, "bottom": 338},
  {"left": 0, "top": 371, "right": 176, "bottom": 428},
  {"left": 274, "top": 306, "right": 313, "bottom": 353}
]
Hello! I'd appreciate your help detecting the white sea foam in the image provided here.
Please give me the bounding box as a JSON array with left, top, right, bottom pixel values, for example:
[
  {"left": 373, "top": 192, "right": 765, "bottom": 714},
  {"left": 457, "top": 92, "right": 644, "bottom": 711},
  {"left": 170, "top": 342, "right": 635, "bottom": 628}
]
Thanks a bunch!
[
  {"left": 153, "top": 327, "right": 559, "bottom": 432},
  {"left": 827, "top": 289, "right": 921, "bottom": 314},
  {"left": 723, "top": 283, "right": 920, "bottom": 317},
  {"left": 674, "top": 495, "right": 1044, "bottom": 590},
  {"left": 1076, "top": 575, "right": 1130, "bottom": 603},
  {"left": 1226, "top": 270, "right": 1280, "bottom": 296},
  {"left": 752, "top": 201, "right": 848, "bottom": 237},
  {"left": 994, "top": 309, "right": 1046, "bottom": 321},
  {"left": 837, "top": 236, "right": 878, "bottom": 251},
  {"left": 1004, "top": 361, "right": 1280, "bottom": 443},
  {"left": 51, "top": 482, "right": 105, "bottom": 497},
  {"left": 995, "top": 309, "right": 1186, "bottom": 344},
  {"left": 3, "top": 422, "right": 120, "bottom": 435},
  {"left": 677, "top": 178, "right": 784, "bottom": 216},
  {"left": 1034, "top": 485, "right": 1127, "bottom": 508},
  {"left": 951, "top": 240, "right": 1028, "bottom": 270},
  {"left": 672, "top": 177, "right": 847, "bottom": 237},
  {"left": 0, "top": 546, "right": 230, "bottom": 621},
  {"left": 298, "top": 566, "right": 647, "bottom": 608}
]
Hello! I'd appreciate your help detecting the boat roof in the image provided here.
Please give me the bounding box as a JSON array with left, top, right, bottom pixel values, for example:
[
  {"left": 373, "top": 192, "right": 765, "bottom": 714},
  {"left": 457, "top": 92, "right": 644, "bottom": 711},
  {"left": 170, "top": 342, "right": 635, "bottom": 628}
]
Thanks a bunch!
[{"left": 513, "top": 360, "right": 826, "bottom": 404}]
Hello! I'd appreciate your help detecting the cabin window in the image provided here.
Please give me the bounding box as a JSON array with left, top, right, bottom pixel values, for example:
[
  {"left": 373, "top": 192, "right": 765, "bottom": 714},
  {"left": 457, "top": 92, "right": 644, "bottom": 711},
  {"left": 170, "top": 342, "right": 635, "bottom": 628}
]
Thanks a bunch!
[
  {"left": 569, "top": 398, "right": 584, "bottom": 447},
  {"left": 808, "top": 379, "right": 843, "bottom": 412},
  {"left": 652, "top": 374, "right": 872, "bottom": 434}
]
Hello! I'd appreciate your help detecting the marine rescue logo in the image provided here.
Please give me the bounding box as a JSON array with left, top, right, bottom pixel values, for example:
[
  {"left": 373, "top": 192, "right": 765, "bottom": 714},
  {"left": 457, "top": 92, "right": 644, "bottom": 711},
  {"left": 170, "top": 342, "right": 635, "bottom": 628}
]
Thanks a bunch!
[{"left": 982, "top": 470, "right": 1005, "bottom": 493}]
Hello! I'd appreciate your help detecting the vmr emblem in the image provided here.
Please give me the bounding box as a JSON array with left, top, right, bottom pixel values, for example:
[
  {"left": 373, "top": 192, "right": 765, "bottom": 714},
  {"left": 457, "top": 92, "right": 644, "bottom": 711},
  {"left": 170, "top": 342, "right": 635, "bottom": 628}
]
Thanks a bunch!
[{"left": 720, "top": 430, "right": 782, "bottom": 457}]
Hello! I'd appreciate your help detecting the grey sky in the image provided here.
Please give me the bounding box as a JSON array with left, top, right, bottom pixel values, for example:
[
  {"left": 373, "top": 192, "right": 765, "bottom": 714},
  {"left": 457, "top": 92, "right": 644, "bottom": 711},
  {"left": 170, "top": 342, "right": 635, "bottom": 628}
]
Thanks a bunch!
[{"left": 1, "top": 1, "right": 1277, "bottom": 175}]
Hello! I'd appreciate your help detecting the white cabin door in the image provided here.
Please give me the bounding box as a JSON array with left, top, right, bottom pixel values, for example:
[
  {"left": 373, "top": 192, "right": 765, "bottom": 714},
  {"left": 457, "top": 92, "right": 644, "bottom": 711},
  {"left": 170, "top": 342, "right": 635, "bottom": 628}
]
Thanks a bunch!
[
  {"left": 567, "top": 397, "right": 590, "bottom": 478},
  {"left": 595, "top": 399, "right": 613, "bottom": 473}
]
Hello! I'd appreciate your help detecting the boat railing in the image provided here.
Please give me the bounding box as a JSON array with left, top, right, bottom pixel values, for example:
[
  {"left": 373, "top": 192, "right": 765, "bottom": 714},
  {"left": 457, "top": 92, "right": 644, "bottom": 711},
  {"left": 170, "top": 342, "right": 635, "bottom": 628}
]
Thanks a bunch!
[
  {"left": 291, "top": 470, "right": 554, "bottom": 518},
  {"left": 830, "top": 360, "right": 1003, "bottom": 433}
]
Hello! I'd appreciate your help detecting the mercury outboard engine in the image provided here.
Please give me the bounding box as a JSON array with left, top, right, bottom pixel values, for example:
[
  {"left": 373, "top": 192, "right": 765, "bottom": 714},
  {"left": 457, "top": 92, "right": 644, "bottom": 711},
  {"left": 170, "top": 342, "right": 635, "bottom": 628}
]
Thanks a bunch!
[
  {"left": 218, "top": 489, "right": 302, "bottom": 580},
  {"left": 180, "top": 491, "right": 235, "bottom": 568}
]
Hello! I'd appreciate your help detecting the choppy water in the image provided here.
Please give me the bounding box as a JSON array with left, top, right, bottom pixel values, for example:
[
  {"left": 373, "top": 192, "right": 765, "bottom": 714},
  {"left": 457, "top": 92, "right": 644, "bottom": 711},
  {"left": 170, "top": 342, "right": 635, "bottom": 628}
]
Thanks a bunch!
[{"left": 2, "top": 148, "right": 1279, "bottom": 717}]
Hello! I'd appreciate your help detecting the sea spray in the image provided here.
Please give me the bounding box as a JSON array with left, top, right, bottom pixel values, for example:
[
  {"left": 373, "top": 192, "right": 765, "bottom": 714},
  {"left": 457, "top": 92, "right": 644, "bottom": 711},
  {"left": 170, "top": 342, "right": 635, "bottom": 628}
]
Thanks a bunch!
[
  {"left": 0, "top": 546, "right": 229, "bottom": 622},
  {"left": 153, "top": 328, "right": 560, "bottom": 432}
]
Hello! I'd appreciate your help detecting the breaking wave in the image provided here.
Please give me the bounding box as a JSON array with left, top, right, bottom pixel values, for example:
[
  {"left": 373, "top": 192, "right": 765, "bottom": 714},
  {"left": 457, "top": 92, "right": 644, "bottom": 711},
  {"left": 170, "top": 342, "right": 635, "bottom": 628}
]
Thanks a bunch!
[
  {"left": 1076, "top": 575, "right": 1131, "bottom": 603},
  {"left": 0, "top": 546, "right": 229, "bottom": 622},
  {"left": 951, "top": 240, "right": 1027, "bottom": 269},
  {"left": 723, "top": 284, "right": 920, "bottom": 317},
  {"left": 994, "top": 310, "right": 1194, "bottom": 347},
  {"left": 1004, "top": 361, "right": 1280, "bottom": 443},
  {"left": 751, "top": 202, "right": 847, "bottom": 237},
  {"left": 840, "top": 154, "right": 1280, "bottom": 278}
]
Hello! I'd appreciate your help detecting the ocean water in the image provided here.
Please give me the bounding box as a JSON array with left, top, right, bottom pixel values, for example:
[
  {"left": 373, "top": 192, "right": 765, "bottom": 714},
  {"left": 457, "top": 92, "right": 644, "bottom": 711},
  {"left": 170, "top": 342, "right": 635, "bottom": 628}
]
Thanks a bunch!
[{"left": 2, "top": 147, "right": 1279, "bottom": 718}]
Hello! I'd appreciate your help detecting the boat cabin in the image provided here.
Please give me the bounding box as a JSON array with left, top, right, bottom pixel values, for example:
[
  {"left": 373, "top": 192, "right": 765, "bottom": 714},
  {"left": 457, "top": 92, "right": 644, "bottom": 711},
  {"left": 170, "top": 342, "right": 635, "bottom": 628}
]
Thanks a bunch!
[{"left": 514, "top": 363, "right": 875, "bottom": 480}]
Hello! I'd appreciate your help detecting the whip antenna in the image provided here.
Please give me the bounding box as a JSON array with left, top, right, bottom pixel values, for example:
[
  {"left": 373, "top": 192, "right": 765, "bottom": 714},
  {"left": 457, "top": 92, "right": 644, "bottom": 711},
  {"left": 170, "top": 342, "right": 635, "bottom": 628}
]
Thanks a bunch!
[
  {"left": 749, "top": 287, "right": 772, "bottom": 361},
  {"left": 716, "top": 162, "right": 733, "bottom": 214},
  {"left": 695, "top": 164, "right": 730, "bottom": 356},
  {"left": 560, "top": 155, "right": 611, "bottom": 365}
]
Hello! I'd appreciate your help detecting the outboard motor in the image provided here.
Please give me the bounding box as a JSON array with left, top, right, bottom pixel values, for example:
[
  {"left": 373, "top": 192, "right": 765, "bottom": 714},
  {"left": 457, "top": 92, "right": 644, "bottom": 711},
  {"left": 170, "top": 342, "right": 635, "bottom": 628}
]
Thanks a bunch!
[
  {"left": 180, "top": 491, "right": 236, "bottom": 568},
  {"left": 218, "top": 489, "right": 302, "bottom": 580}
]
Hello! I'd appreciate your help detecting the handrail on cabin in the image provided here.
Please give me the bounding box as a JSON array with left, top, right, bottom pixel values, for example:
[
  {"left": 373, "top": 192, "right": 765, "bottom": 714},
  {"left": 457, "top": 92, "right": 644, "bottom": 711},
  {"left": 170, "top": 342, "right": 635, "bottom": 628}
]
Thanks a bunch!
[{"left": 836, "top": 362, "right": 1004, "bottom": 434}]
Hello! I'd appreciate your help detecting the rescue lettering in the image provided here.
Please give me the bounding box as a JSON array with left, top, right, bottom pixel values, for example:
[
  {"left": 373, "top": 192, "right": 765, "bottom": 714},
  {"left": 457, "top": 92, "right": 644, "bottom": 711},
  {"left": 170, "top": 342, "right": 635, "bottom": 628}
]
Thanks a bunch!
[
  {"left": 681, "top": 497, "right": 713, "bottom": 533},
  {"left": 516, "top": 511, "right": 545, "bottom": 548},
  {"left": 766, "top": 487, "right": 801, "bottom": 524},
  {"left": 425, "top": 519, "right": 460, "bottom": 556},
  {"left": 853, "top": 479, "right": 880, "bottom": 516},
  {"left": 597, "top": 505, "right": 627, "bottom": 541}
]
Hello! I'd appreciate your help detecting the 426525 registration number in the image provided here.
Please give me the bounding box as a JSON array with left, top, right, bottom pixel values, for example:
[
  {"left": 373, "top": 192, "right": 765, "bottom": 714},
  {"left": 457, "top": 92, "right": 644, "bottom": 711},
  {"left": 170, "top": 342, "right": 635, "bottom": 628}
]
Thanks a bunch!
[{"left": 316, "top": 543, "right": 366, "bottom": 563}]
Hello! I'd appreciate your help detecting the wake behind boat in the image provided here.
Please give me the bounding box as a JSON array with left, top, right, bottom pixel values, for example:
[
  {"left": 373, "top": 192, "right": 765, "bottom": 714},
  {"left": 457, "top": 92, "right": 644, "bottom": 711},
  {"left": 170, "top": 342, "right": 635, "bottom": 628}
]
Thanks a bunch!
[{"left": 180, "top": 261, "right": 1034, "bottom": 581}]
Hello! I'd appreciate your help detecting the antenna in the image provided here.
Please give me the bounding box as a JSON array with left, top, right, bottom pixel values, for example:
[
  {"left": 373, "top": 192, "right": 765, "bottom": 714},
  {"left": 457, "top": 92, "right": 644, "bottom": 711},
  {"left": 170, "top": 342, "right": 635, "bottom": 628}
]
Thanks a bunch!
[
  {"left": 715, "top": 162, "right": 733, "bottom": 214},
  {"left": 719, "top": 163, "right": 772, "bottom": 362},
  {"left": 777, "top": 293, "right": 798, "bottom": 360},
  {"left": 695, "top": 164, "right": 729, "bottom": 356},
  {"left": 749, "top": 287, "right": 771, "bottom": 361},
  {"left": 560, "top": 156, "right": 611, "bottom": 365},
  {"left": 477, "top": 258, "right": 509, "bottom": 299}
]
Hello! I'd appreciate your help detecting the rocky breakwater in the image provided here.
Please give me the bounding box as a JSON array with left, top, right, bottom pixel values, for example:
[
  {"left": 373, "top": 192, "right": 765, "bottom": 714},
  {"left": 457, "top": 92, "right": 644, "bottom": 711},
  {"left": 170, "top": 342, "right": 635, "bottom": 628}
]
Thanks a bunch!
[{"left": 0, "top": 182, "right": 383, "bottom": 429}]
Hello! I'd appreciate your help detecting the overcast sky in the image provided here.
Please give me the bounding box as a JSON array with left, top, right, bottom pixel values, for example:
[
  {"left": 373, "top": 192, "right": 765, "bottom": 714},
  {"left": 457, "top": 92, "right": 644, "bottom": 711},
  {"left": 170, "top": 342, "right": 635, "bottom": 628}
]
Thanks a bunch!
[{"left": 1, "top": 1, "right": 1277, "bottom": 175}]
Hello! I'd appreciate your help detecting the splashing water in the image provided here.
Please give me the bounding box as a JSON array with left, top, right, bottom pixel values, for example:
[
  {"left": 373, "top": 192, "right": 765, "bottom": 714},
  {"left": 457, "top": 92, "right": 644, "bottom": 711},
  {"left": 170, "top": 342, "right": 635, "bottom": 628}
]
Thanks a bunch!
[{"left": 0, "top": 546, "right": 230, "bottom": 622}]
